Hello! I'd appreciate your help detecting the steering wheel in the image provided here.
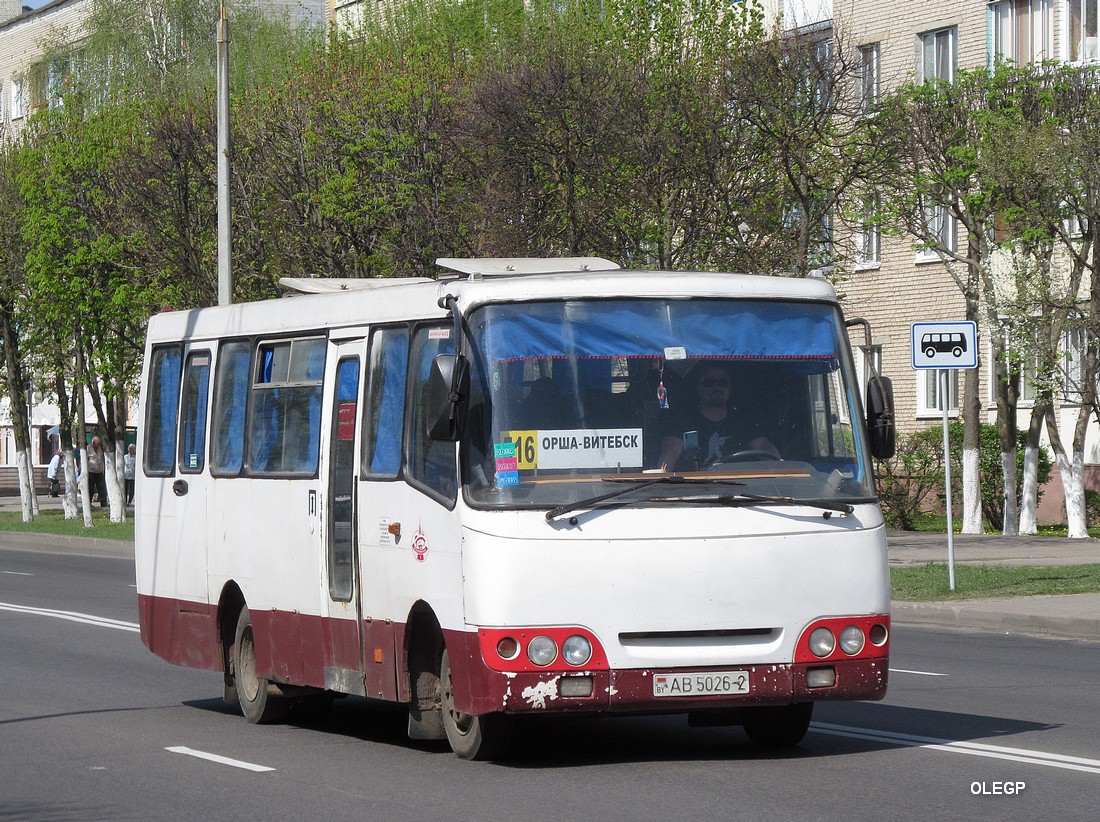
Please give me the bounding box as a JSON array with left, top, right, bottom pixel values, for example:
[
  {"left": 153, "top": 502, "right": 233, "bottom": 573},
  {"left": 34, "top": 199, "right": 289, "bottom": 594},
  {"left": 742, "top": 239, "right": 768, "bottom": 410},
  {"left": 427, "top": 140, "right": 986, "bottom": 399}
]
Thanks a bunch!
[{"left": 722, "top": 449, "right": 779, "bottom": 462}]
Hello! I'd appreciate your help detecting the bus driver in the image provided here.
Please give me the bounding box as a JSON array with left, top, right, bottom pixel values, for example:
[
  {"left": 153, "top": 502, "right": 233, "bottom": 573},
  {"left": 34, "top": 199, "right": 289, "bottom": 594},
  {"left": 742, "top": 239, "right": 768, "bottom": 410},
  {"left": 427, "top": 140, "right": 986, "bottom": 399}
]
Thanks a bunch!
[{"left": 657, "top": 362, "right": 779, "bottom": 470}]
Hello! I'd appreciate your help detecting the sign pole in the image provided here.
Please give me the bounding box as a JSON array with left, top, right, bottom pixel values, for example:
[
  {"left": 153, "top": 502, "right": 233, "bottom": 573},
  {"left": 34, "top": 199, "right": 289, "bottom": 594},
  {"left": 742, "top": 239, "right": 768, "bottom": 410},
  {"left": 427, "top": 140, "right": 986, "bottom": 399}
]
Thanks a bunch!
[
  {"left": 911, "top": 320, "right": 975, "bottom": 593},
  {"left": 940, "top": 368, "right": 956, "bottom": 590}
]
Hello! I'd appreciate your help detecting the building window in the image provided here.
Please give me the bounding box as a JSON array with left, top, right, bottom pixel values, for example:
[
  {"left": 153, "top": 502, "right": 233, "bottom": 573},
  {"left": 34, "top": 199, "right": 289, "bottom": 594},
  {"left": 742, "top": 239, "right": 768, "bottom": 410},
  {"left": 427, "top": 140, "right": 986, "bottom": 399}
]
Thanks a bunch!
[
  {"left": 917, "top": 201, "right": 957, "bottom": 259},
  {"left": 1061, "top": 327, "right": 1088, "bottom": 404},
  {"left": 335, "top": 0, "right": 366, "bottom": 36},
  {"left": 991, "top": 0, "right": 1052, "bottom": 64},
  {"left": 918, "top": 27, "right": 957, "bottom": 83},
  {"left": 858, "top": 43, "right": 879, "bottom": 112},
  {"left": 1069, "top": 0, "right": 1100, "bottom": 62},
  {"left": 812, "top": 38, "right": 834, "bottom": 109},
  {"left": 11, "top": 77, "right": 25, "bottom": 120},
  {"left": 917, "top": 368, "right": 959, "bottom": 417},
  {"left": 856, "top": 193, "right": 881, "bottom": 266}
]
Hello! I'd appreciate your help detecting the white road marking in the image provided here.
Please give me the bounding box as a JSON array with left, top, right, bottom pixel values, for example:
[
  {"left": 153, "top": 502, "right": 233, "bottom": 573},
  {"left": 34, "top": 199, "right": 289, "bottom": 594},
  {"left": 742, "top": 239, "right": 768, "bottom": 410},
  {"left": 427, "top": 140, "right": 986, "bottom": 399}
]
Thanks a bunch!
[
  {"left": 813, "top": 723, "right": 1100, "bottom": 775},
  {"left": 1, "top": 571, "right": 34, "bottom": 576},
  {"left": 0, "top": 601, "right": 139, "bottom": 632},
  {"left": 167, "top": 746, "right": 275, "bottom": 773},
  {"left": 889, "top": 668, "right": 948, "bottom": 676}
]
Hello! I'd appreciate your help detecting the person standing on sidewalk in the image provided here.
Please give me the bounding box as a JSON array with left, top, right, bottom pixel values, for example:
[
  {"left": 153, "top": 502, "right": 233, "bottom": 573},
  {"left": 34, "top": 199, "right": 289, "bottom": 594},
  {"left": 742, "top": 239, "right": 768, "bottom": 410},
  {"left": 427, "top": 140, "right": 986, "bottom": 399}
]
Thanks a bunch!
[
  {"left": 123, "top": 443, "right": 136, "bottom": 506},
  {"left": 86, "top": 435, "right": 108, "bottom": 509},
  {"left": 46, "top": 449, "right": 62, "bottom": 497}
]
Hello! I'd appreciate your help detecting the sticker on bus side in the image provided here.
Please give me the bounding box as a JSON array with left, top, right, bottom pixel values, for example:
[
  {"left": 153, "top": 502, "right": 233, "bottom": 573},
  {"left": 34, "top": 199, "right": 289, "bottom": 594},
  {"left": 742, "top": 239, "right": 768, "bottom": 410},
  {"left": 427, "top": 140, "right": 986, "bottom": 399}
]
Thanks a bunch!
[{"left": 504, "top": 429, "right": 643, "bottom": 471}]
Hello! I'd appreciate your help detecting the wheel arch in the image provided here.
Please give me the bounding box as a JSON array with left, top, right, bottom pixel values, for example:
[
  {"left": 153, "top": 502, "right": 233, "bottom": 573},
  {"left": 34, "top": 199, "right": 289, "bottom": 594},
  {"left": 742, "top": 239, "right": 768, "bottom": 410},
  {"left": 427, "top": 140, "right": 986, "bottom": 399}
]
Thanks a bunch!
[{"left": 217, "top": 582, "right": 246, "bottom": 680}]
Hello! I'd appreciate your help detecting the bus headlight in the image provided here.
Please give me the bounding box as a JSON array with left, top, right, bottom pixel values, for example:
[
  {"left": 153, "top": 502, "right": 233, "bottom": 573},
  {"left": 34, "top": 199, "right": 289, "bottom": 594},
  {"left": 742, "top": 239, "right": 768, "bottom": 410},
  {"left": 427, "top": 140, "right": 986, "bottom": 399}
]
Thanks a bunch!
[
  {"left": 839, "top": 626, "right": 865, "bottom": 655},
  {"left": 527, "top": 636, "right": 558, "bottom": 666},
  {"left": 562, "top": 635, "right": 593, "bottom": 667},
  {"left": 809, "top": 627, "right": 835, "bottom": 658}
]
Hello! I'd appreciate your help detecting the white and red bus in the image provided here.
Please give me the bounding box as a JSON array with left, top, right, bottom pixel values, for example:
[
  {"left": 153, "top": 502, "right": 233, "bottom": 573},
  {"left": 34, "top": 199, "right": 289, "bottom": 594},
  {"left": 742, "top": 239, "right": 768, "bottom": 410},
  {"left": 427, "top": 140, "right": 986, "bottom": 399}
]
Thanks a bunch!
[{"left": 136, "top": 258, "right": 895, "bottom": 759}]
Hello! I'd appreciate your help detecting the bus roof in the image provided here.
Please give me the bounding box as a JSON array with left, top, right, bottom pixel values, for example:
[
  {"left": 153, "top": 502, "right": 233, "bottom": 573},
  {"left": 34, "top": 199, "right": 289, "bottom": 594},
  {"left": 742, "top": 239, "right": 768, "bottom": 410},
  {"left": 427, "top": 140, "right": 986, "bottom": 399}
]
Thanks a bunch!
[{"left": 146, "top": 261, "right": 839, "bottom": 344}]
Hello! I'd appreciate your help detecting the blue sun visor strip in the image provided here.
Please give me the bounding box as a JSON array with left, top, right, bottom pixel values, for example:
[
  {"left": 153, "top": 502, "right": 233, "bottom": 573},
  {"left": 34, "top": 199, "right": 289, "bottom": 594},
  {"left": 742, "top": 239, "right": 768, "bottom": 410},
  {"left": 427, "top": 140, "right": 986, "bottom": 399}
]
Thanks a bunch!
[{"left": 477, "top": 300, "right": 839, "bottom": 368}]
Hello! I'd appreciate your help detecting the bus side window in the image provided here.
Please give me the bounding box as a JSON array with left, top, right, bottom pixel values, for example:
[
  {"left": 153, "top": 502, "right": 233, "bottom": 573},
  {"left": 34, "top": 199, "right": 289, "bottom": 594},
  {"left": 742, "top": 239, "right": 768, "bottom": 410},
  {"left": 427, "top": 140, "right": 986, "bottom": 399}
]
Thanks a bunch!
[
  {"left": 364, "top": 326, "right": 409, "bottom": 477},
  {"left": 249, "top": 337, "right": 325, "bottom": 475},
  {"left": 178, "top": 350, "right": 211, "bottom": 474},
  {"left": 144, "top": 344, "right": 182, "bottom": 476},
  {"left": 408, "top": 325, "right": 457, "bottom": 503},
  {"left": 211, "top": 341, "right": 250, "bottom": 476}
]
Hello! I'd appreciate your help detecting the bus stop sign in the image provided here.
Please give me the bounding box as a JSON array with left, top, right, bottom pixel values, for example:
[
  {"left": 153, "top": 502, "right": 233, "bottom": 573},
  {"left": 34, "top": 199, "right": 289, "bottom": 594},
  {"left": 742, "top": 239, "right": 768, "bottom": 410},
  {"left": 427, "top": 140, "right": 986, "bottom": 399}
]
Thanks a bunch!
[{"left": 911, "top": 321, "right": 977, "bottom": 370}]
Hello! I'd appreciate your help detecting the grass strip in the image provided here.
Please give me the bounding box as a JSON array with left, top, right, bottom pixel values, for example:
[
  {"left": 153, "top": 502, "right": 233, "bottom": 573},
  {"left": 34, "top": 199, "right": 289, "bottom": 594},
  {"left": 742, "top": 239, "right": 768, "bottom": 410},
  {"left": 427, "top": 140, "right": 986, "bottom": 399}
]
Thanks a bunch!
[
  {"left": 0, "top": 509, "right": 135, "bottom": 542},
  {"left": 891, "top": 562, "right": 1100, "bottom": 601}
]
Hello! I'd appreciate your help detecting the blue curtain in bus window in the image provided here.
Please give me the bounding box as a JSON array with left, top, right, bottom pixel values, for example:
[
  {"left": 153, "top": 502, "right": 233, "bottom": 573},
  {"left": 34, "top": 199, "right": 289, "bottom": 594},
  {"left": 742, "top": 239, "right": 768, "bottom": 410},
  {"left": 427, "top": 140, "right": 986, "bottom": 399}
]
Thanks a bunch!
[
  {"left": 248, "top": 339, "right": 325, "bottom": 475},
  {"left": 410, "top": 328, "right": 457, "bottom": 499},
  {"left": 178, "top": 352, "right": 211, "bottom": 473},
  {"left": 478, "top": 301, "right": 838, "bottom": 370},
  {"left": 145, "top": 346, "right": 182, "bottom": 474},
  {"left": 212, "top": 342, "right": 250, "bottom": 475},
  {"left": 370, "top": 331, "right": 409, "bottom": 475}
]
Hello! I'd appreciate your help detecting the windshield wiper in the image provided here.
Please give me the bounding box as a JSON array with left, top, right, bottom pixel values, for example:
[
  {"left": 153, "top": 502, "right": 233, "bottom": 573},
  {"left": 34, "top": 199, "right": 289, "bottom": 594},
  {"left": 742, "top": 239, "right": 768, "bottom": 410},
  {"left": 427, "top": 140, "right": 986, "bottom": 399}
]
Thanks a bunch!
[
  {"left": 708, "top": 493, "right": 857, "bottom": 515},
  {"left": 544, "top": 476, "right": 742, "bottom": 523}
]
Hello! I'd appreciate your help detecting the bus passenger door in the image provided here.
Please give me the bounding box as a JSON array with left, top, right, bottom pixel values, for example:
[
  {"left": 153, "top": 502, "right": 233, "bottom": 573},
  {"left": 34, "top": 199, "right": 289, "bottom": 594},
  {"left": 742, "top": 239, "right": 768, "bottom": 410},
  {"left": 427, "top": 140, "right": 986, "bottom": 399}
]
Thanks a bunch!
[
  {"left": 173, "top": 347, "right": 212, "bottom": 605},
  {"left": 322, "top": 339, "right": 367, "bottom": 696}
]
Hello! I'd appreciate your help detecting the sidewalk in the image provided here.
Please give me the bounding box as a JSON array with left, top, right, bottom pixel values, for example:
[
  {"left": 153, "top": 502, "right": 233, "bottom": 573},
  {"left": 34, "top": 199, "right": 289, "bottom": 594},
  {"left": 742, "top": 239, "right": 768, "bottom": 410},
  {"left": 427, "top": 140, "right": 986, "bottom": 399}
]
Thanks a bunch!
[
  {"left": 2, "top": 495, "right": 1097, "bottom": 642},
  {"left": 887, "top": 529, "right": 1100, "bottom": 642}
]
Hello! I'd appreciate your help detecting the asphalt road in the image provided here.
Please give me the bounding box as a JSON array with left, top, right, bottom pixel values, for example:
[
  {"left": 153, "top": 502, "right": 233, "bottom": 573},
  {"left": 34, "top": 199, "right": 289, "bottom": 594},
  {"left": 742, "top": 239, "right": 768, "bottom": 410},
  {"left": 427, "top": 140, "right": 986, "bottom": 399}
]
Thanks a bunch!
[{"left": 2, "top": 548, "right": 1098, "bottom": 821}]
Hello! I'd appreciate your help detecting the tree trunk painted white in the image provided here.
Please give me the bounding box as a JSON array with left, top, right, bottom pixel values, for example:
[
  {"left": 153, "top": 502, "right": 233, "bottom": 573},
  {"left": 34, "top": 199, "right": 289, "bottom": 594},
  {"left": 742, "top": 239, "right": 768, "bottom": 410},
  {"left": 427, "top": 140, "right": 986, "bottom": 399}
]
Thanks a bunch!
[
  {"left": 1001, "top": 450, "right": 1018, "bottom": 536},
  {"left": 1018, "top": 445, "right": 1039, "bottom": 535},
  {"left": 16, "top": 449, "right": 35, "bottom": 522},
  {"left": 1061, "top": 451, "right": 1089, "bottom": 539},
  {"left": 79, "top": 448, "right": 94, "bottom": 528},
  {"left": 961, "top": 447, "right": 983, "bottom": 533},
  {"left": 62, "top": 452, "right": 79, "bottom": 519},
  {"left": 105, "top": 445, "right": 125, "bottom": 523}
]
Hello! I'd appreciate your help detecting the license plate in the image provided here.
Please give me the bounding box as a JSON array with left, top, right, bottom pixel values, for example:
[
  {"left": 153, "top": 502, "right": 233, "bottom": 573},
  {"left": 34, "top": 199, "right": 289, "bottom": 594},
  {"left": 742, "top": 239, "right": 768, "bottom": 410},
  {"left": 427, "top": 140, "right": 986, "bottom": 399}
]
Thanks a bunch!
[{"left": 652, "top": 670, "right": 750, "bottom": 697}]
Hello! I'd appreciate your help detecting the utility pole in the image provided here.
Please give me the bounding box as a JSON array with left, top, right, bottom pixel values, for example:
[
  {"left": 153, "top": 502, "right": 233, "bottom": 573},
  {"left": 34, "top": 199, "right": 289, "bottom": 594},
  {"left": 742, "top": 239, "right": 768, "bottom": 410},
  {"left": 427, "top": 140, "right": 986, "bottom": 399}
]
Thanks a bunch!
[{"left": 217, "top": 1, "right": 233, "bottom": 306}]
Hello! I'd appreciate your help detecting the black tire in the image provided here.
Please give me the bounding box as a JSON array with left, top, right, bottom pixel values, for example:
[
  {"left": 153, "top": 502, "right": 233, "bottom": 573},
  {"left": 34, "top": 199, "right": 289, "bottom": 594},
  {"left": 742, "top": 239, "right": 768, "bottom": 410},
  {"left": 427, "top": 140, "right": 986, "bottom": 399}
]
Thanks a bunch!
[
  {"left": 440, "top": 649, "right": 512, "bottom": 760},
  {"left": 233, "top": 607, "right": 289, "bottom": 724},
  {"left": 742, "top": 703, "right": 813, "bottom": 749}
]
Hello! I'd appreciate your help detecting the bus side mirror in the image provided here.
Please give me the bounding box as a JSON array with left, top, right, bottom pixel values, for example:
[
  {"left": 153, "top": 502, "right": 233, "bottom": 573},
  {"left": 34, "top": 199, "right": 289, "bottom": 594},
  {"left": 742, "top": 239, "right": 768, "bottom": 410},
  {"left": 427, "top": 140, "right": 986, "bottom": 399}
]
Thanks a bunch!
[
  {"left": 427, "top": 354, "right": 471, "bottom": 442},
  {"left": 866, "top": 376, "right": 895, "bottom": 460}
]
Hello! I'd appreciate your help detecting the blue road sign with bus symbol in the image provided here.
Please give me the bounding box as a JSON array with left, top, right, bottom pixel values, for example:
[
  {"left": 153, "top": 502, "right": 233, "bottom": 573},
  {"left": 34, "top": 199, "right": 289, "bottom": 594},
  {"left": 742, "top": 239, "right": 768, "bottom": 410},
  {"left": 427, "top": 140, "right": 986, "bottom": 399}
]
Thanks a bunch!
[{"left": 911, "top": 322, "right": 977, "bottom": 369}]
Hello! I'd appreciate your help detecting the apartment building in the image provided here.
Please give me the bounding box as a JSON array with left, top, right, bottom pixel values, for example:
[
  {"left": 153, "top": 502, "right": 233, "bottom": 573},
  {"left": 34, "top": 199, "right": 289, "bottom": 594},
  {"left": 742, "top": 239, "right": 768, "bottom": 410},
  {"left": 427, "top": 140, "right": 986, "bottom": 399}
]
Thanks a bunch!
[{"left": 835, "top": 0, "right": 1100, "bottom": 521}]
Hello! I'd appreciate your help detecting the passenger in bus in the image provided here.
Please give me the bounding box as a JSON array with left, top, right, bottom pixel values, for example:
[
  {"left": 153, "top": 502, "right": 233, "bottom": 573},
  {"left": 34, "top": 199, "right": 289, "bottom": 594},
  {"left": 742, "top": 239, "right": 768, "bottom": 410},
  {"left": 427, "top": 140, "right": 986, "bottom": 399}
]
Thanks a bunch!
[{"left": 657, "top": 363, "right": 778, "bottom": 470}]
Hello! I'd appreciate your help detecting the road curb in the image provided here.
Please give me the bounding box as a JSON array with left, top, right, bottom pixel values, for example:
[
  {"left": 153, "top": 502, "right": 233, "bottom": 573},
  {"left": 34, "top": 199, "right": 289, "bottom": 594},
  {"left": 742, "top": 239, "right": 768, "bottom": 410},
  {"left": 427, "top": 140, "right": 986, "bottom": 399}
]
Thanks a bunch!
[
  {"left": 892, "top": 597, "right": 1100, "bottom": 642},
  {"left": 0, "top": 531, "right": 134, "bottom": 560}
]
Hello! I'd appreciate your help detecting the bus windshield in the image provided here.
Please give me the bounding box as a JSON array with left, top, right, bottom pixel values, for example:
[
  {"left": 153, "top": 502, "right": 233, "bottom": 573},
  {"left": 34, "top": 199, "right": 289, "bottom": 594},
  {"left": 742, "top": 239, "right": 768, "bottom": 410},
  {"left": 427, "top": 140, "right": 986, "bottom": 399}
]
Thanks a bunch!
[{"left": 464, "top": 298, "right": 875, "bottom": 509}]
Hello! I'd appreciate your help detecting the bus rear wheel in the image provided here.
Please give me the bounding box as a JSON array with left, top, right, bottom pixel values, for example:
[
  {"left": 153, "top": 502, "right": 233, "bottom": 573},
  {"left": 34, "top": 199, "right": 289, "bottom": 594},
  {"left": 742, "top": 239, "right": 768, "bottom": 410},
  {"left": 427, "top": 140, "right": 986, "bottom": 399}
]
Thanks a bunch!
[
  {"left": 440, "top": 649, "right": 512, "bottom": 760},
  {"left": 233, "top": 607, "right": 289, "bottom": 724},
  {"left": 742, "top": 703, "right": 813, "bottom": 749}
]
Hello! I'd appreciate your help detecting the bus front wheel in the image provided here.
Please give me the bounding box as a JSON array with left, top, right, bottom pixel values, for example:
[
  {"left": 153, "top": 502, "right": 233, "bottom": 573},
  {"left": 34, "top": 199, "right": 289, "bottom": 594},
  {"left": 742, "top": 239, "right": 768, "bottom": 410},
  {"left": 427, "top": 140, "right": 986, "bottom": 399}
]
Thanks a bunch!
[
  {"left": 742, "top": 703, "right": 813, "bottom": 748},
  {"left": 440, "top": 649, "right": 512, "bottom": 760},
  {"left": 233, "top": 607, "right": 289, "bottom": 724}
]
